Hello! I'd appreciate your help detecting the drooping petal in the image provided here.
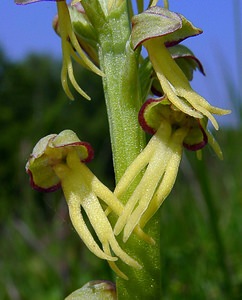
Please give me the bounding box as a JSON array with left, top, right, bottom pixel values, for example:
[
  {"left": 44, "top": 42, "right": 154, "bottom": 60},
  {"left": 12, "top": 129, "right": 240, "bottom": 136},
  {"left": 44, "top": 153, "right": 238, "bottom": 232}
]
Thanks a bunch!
[
  {"left": 144, "top": 39, "right": 231, "bottom": 128},
  {"left": 59, "top": 173, "right": 117, "bottom": 261}
]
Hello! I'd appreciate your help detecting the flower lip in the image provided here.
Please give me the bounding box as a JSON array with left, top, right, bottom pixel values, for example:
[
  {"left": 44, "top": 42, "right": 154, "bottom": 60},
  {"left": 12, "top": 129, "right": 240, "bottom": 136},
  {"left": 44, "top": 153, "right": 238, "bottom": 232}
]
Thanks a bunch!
[{"left": 26, "top": 130, "right": 94, "bottom": 192}]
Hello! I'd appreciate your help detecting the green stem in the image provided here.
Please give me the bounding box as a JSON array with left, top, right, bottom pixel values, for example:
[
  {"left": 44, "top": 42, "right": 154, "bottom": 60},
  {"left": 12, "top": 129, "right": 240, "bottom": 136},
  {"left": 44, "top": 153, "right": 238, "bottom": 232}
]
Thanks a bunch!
[{"left": 82, "top": 1, "right": 161, "bottom": 298}]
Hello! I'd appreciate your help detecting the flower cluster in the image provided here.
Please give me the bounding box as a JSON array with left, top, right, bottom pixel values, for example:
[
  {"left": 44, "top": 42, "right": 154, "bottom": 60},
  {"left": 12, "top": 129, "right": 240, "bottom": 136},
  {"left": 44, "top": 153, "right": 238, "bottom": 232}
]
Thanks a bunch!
[
  {"left": 112, "top": 5, "right": 230, "bottom": 242},
  {"left": 20, "top": 0, "right": 230, "bottom": 280}
]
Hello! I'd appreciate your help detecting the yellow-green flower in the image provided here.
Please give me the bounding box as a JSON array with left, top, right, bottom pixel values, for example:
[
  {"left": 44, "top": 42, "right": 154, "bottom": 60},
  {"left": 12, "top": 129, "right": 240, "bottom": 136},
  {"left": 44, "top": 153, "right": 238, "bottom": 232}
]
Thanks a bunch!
[
  {"left": 114, "top": 96, "right": 223, "bottom": 242},
  {"left": 16, "top": 0, "right": 103, "bottom": 100},
  {"left": 131, "top": 6, "right": 231, "bottom": 129},
  {"left": 26, "top": 130, "right": 146, "bottom": 279},
  {"left": 54, "top": 1, "right": 104, "bottom": 100}
]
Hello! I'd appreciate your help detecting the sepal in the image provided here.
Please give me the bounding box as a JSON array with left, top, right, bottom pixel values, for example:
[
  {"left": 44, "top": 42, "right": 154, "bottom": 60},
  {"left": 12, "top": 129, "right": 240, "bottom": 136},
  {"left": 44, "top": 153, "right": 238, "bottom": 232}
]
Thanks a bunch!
[
  {"left": 26, "top": 130, "right": 94, "bottom": 192},
  {"left": 138, "top": 97, "right": 208, "bottom": 151},
  {"left": 131, "top": 6, "right": 202, "bottom": 50}
]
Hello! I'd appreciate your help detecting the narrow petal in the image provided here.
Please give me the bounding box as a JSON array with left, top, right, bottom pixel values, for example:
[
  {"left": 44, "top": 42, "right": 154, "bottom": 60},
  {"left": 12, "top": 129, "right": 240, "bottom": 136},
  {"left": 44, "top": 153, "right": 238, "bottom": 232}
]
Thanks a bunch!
[
  {"left": 58, "top": 1, "right": 103, "bottom": 76},
  {"left": 114, "top": 142, "right": 155, "bottom": 198},
  {"left": 206, "top": 128, "right": 223, "bottom": 160},
  {"left": 61, "top": 51, "right": 75, "bottom": 100},
  {"left": 66, "top": 56, "right": 91, "bottom": 99},
  {"left": 58, "top": 13, "right": 89, "bottom": 99}
]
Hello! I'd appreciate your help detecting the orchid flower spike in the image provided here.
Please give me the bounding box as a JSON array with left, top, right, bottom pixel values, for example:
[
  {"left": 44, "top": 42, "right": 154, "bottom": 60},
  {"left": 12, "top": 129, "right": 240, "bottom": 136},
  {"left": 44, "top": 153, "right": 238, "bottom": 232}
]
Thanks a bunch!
[
  {"left": 114, "top": 96, "right": 223, "bottom": 242},
  {"left": 26, "top": 130, "right": 144, "bottom": 279},
  {"left": 131, "top": 6, "right": 231, "bottom": 130},
  {"left": 15, "top": 0, "right": 103, "bottom": 100}
]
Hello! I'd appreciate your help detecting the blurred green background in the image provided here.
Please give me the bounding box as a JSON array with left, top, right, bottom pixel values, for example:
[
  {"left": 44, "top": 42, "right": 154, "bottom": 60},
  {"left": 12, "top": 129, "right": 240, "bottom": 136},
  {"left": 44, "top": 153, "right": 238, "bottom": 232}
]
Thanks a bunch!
[{"left": 0, "top": 47, "right": 241, "bottom": 300}]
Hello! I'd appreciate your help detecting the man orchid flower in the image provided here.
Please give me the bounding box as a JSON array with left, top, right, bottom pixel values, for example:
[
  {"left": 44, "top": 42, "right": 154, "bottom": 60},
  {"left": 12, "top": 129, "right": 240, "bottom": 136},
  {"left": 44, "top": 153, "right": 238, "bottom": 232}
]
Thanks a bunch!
[
  {"left": 131, "top": 6, "right": 231, "bottom": 130},
  {"left": 26, "top": 130, "right": 146, "bottom": 279},
  {"left": 15, "top": 0, "right": 103, "bottom": 100},
  {"left": 114, "top": 96, "right": 223, "bottom": 242}
]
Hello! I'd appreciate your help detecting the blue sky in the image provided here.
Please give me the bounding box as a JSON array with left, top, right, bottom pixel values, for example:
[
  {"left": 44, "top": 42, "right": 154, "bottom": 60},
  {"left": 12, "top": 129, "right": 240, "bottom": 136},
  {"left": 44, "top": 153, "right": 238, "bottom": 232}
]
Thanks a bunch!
[{"left": 1, "top": 0, "right": 241, "bottom": 126}]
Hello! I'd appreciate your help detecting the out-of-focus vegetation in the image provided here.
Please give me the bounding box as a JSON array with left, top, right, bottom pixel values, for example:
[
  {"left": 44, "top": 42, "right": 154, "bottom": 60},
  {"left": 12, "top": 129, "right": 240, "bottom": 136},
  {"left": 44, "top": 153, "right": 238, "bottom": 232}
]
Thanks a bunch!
[{"left": 0, "top": 48, "right": 241, "bottom": 299}]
